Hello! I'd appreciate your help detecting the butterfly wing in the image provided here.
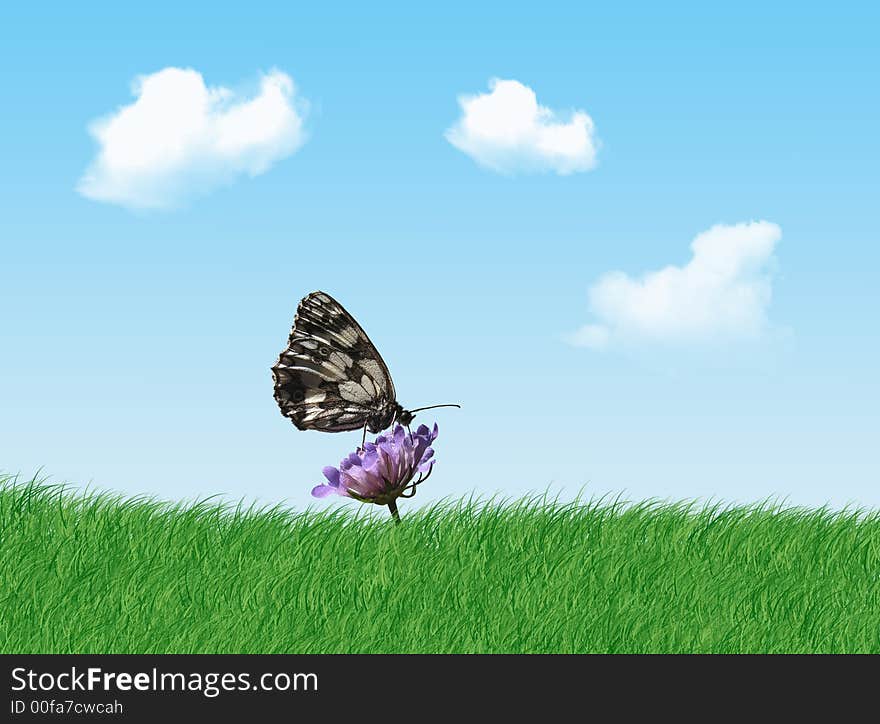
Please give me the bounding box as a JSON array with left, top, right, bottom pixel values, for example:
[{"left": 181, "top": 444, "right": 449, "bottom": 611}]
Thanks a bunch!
[{"left": 271, "top": 291, "right": 397, "bottom": 432}]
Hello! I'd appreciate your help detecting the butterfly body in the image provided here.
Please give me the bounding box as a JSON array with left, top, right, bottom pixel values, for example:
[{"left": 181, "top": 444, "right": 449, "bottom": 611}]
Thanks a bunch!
[{"left": 272, "top": 291, "right": 416, "bottom": 433}]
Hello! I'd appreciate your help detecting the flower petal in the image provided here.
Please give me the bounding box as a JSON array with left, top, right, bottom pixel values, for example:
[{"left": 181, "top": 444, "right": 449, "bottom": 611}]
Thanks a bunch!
[
  {"left": 322, "top": 466, "right": 341, "bottom": 487},
  {"left": 374, "top": 444, "right": 393, "bottom": 483},
  {"left": 312, "top": 484, "right": 340, "bottom": 498},
  {"left": 411, "top": 433, "right": 431, "bottom": 464},
  {"left": 342, "top": 465, "right": 383, "bottom": 498},
  {"left": 362, "top": 449, "right": 379, "bottom": 470}
]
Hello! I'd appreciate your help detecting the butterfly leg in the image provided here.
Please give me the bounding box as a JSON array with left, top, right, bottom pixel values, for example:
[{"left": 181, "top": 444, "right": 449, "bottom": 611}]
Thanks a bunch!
[{"left": 361, "top": 424, "right": 367, "bottom": 450}]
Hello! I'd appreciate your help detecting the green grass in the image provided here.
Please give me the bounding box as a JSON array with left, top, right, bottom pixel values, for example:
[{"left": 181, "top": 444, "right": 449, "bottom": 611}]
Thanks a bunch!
[{"left": 3, "top": 472, "right": 880, "bottom": 653}]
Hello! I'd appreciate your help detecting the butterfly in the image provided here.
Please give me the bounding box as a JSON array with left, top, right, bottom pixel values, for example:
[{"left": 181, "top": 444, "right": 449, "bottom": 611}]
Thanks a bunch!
[{"left": 271, "top": 291, "right": 458, "bottom": 438}]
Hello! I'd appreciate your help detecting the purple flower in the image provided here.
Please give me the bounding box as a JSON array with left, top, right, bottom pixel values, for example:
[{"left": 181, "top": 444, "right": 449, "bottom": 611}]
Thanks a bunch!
[{"left": 312, "top": 424, "right": 438, "bottom": 518}]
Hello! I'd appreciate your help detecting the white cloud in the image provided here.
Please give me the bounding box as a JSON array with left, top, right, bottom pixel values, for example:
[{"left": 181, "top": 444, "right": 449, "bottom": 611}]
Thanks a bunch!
[
  {"left": 567, "top": 221, "right": 782, "bottom": 348},
  {"left": 77, "top": 67, "right": 308, "bottom": 209},
  {"left": 445, "top": 78, "right": 598, "bottom": 174}
]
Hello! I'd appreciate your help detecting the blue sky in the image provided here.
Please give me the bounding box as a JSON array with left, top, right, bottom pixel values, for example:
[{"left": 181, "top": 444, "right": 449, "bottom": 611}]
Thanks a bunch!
[{"left": 1, "top": 2, "right": 877, "bottom": 511}]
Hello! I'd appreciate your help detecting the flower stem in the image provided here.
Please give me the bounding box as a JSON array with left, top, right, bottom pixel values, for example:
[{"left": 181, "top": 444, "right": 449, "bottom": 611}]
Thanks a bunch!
[{"left": 387, "top": 499, "right": 401, "bottom": 525}]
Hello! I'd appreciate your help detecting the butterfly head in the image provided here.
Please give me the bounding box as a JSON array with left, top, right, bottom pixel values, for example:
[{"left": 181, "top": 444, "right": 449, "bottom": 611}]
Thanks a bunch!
[{"left": 395, "top": 405, "right": 416, "bottom": 428}]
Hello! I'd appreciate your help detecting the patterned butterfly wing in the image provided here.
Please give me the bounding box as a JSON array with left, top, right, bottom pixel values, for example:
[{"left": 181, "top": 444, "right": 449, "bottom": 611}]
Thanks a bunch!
[{"left": 271, "top": 291, "right": 398, "bottom": 432}]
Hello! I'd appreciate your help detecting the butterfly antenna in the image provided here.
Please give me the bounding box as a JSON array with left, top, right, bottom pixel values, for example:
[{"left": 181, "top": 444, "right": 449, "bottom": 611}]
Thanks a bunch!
[{"left": 407, "top": 403, "right": 462, "bottom": 413}]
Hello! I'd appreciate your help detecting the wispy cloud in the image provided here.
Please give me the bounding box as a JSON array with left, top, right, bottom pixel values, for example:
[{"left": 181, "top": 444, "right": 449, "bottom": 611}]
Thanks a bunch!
[
  {"left": 445, "top": 78, "right": 598, "bottom": 175},
  {"left": 566, "top": 221, "right": 782, "bottom": 349},
  {"left": 77, "top": 67, "right": 308, "bottom": 210}
]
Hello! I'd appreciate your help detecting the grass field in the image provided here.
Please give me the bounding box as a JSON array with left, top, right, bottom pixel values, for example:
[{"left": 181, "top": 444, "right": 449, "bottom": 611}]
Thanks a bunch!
[{"left": 2, "top": 472, "right": 880, "bottom": 653}]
